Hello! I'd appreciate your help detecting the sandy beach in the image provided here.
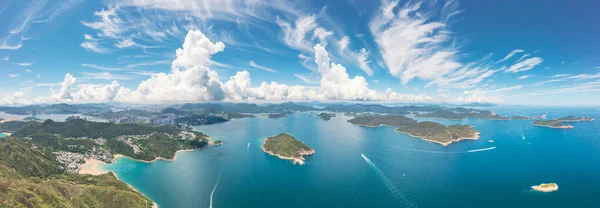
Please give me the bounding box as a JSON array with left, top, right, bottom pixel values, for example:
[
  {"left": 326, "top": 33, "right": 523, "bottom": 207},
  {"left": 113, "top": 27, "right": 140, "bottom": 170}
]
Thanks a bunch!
[{"left": 78, "top": 158, "right": 109, "bottom": 175}]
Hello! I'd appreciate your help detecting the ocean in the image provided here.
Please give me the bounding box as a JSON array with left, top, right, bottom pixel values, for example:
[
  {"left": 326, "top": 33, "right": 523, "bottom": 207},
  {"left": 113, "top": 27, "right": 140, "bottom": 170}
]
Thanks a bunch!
[{"left": 104, "top": 106, "right": 600, "bottom": 207}]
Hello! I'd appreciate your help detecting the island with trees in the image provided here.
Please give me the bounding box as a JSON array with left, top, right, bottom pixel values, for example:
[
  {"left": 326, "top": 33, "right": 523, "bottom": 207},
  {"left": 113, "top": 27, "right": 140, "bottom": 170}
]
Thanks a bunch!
[
  {"left": 317, "top": 113, "right": 336, "bottom": 121},
  {"left": 347, "top": 114, "right": 417, "bottom": 127},
  {"left": 262, "top": 133, "right": 315, "bottom": 165},
  {"left": 556, "top": 116, "right": 594, "bottom": 122},
  {"left": 396, "top": 121, "right": 480, "bottom": 146},
  {"left": 533, "top": 120, "right": 574, "bottom": 129},
  {"left": 531, "top": 183, "right": 558, "bottom": 192}
]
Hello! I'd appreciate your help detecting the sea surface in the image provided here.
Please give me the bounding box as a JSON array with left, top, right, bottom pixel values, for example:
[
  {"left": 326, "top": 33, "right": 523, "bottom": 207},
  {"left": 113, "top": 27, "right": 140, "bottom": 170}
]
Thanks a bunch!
[
  {"left": 104, "top": 106, "right": 600, "bottom": 208},
  {"left": 0, "top": 133, "right": 7, "bottom": 138}
]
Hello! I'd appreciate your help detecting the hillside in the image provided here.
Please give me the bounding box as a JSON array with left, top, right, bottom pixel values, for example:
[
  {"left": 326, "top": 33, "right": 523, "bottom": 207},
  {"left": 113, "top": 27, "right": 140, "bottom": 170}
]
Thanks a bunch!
[
  {"left": 262, "top": 133, "right": 314, "bottom": 165},
  {"left": 396, "top": 121, "right": 479, "bottom": 146}
]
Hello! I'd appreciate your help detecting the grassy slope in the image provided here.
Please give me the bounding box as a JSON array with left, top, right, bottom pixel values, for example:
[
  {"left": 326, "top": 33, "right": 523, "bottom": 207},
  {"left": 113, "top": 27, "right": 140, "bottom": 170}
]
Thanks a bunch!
[
  {"left": 0, "top": 138, "right": 151, "bottom": 207},
  {"left": 263, "top": 133, "right": 312, "bottom": 158}
]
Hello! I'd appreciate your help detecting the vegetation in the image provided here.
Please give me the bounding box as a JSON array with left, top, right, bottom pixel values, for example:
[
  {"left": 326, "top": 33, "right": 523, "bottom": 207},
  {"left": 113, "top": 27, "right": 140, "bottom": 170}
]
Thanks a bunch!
[
  {"left": 317, "top": 113, "right": 335, "bottom": 121},
  {"left": 262, "top": 133, "right": 313, "bottom": 158},
  {"left": 556, "top": 116, "right": 594, "bottom": 122},
  {"left": 348, "top": 114, "right": 417, "bottom": 127},
  {"left": 11, "top": 119, "right": 209, "bottom": 162},
  {"left": 417, "top": 109, "right": 509, "bottom": 120},
  {"left": 175, "top": 115, "right": 228, "bottom": 125},
  {"left": 267, "top": 113, "right": 288, "bottom": 119},
  {"left": 0, "top": 137, "right": 152, "bottom": 207},
  {"left": 396, "top": 121, "right": 479, "bottom": 145},
  {"left": 0, "top": 121, "right": 33, "bottom": 133},
  {"left": 533, "top": 120, "right": 573, "bottom": 128},
  {"left": 84, "top": 109, "right": 158, "bottom": 119}
]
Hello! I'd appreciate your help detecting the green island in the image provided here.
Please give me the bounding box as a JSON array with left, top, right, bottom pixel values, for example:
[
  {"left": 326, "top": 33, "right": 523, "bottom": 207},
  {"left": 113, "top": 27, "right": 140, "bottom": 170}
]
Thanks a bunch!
[
  {"left": 262, "top": 133, "right": 315, "bottom": 165},
  {"left": 396, "top": 121, "right": 480, "bottom": 146},
  {"left": 531, "top": 183, "right": 559, "bottom": 192},
  {"left": 0, "top": 118, "right": 214, "bottom": 207},
  {"left": 533, "top": 120, "right": 573, "bottom": 129},
  {"left": 317, "top": 113, "right": 336, "bottom": 121},
  {"left": 347, "top": 114, "right": 417, "bottom": 127},
  {"left": 556, "top": 116, "right": 594, "bottom": 122},
  {"left": 267, "top": 113, "right": 288, "bottom": 119}
]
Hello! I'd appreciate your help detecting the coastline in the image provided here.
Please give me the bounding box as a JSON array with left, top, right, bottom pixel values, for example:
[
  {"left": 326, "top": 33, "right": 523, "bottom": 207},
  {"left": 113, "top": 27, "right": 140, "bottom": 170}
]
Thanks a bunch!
[
  {"left": 0, "top": 132, "right": 11, "bottom": 136},
  {"left": 531, "top": 183, "right": 559, "bottom": 192},
  {"left": 78, "top": 143, "right": 215, "bottom": 208},
  {"left": 261, "top": 138, "right": 315, "bottom": 165},
  {"left": 395, "top": 130, "right": 480, "bottom": 146}
]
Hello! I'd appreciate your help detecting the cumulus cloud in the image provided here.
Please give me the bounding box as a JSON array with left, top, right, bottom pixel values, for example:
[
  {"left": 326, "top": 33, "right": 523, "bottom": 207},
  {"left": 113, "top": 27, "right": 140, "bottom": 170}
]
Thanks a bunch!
[
  {"left": 19, "top": 29, "right": 434, "bottom": 104},
  {"left": 0, "top": 92, "right": 31, "bottom": 105},
  {"left": 337, "top": 36, "right": 349, "bottom": 53},
  {"left": 506, "top": 57, "right": 543, "bottom": 73}
]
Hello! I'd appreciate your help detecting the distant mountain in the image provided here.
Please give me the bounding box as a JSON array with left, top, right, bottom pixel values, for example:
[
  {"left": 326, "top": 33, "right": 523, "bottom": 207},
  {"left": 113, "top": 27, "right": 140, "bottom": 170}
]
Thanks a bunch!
[{"left": 0, "top": 103, "right": 110, "bottom": 115}]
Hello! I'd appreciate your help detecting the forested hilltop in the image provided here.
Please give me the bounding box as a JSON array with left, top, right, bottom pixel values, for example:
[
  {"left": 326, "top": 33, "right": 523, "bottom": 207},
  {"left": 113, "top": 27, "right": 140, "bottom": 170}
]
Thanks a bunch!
[{"left": 0, "top": 119, "right": 214, "bottom": 207}]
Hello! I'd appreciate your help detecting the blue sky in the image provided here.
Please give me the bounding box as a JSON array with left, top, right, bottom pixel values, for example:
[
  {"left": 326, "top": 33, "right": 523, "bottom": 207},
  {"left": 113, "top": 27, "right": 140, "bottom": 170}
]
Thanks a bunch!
[{"left": 1, "top": 0, "right": 599, "bottom": 106}]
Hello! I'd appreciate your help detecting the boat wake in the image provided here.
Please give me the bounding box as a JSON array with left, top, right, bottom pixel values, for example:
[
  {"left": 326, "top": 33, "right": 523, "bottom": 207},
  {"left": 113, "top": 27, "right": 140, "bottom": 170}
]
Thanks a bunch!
[
  {"left": 467, "top": 146, "right": 496, "bottom": 153},
  {"left": 209, "top": 168, "right": 223, "bottom": 208},
  {"left": 361, "top": 154, "right": 414, "bottom": 207},
  {"left": 247, "top": 142, "right": 250, "bottom": 151}
]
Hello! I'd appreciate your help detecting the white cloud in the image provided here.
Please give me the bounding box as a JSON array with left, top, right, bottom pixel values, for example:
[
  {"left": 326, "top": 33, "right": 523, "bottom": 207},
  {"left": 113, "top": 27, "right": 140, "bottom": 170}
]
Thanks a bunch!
[
  {"left": 506, "top": 57, "right": 543, "bottom": 73},
  {"left": 55, "top": 73, "right": 76, "bottom": 100},
  {"left": 294, "top": 73, "right": 317, "bottom": 84},
  {"left": 356, "top": 48, "right": 374, "bottom": 76},
  {"left": 172, "top": 30, "right": 225, "bottom": 69},
  {"left": 0, "top": 91, "right": 31, "bottom": 105},
  {"left": 337, "top": 36, "right": 349, "bottom": 53},
  {"left": 516, "top": 53, "right": 531, "bottom": 62},
  {"left": 79, "top": 72, "right": 135, "bottom": 80},
  {"left": 8, "top": 74, "right": 20, "bottom": 78},
  {"left": 115, "top": 38, "right": 136, "bottom": 48},
  {"left": 249, "top": 61, "right": 277, "bottom": 73},
  {"left": 82, "top": 63, "right": 129, "bottom": 71},
  {"left": 80, "top": 41, "right": 108, "bottom": 53},
  {"left": 552, "top": 74, "right": 570, "bottom": 78},
  {"left": 369, "top": 0, "right": 494, "bottom": 88},
  {"left": 1, "top": 56, "right": 9, "bottom": 61},
  {"left": 276, "top": 15, "right": 318, "bottom": 53},
  {"left": 517, "top": 75, "right": 530, "bottom": 80},
  {"left": 82, "top": 7, "right": 123, "bottom": 38},
  {"left": 25, "top": 69, "right": 33, "bottom": 73},
  {"left": 16, "top": 62, "right": 33, "bottom": 66},
  {"left": 496, "top": 49, "right": 524, "bottom": 63},
  {"left": 72, "top": 81, "right": 122, "bottom": 102}
]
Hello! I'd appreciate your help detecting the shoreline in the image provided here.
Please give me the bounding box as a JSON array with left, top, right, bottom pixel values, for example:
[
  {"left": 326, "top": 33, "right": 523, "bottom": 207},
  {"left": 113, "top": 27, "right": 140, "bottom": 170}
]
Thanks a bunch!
[
  {"left": 261, "top": 138, "right": 315, "bottom": 165},
  {"left": 531, "top": 183, "right": 559, "bottom": 192},
  {"left": 395, "top": 130, "right": 480, "bottom": 146},
  {"left": 78, "top": 143, "right": 216, "bottom": 208},
  {"left": 0, "top": 132, "right": 10, "bottom": 137}
]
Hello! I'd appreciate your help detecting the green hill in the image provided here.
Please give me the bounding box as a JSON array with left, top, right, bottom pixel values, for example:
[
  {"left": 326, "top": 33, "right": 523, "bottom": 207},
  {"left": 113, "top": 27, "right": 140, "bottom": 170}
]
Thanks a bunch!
[
  {"left": 396, "top": 121, "right": 479, "bottom": 145},
  {"left": 348, "top": 114, "right": 417, "bottom": 127}
]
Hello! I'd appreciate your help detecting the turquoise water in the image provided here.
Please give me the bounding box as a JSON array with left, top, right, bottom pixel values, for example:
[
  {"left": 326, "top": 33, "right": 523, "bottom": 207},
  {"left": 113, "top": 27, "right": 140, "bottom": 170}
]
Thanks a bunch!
[
  {"left": 0, "top": 133, "right": 6, "bottom": 138},
  {"left": 105, "top": 107, "right": 600, "bottom": 207}
]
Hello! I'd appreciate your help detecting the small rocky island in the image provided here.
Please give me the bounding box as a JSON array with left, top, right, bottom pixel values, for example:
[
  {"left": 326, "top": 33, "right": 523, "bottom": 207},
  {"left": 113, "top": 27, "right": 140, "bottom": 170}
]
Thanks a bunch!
[
  {"left": 347, "top": 114, "right": 417, "bottom": 127},
  {"left": 531, "top": 183, "right": 558, "bottom": 192},
  {"left": 557, "top": 116, "right": 594, "bottom": 122},
  {"left": 396, "top": 121, "right": 480, "bottom": 146},
  {"left": 533, "top": 120, "right": 573, "bottom": 129},
  {"left": 317, "top": 113, "right": 335, "bottom": 121},
  {"left": 267, "top": 113, "right": 287, "bottom": 119},
  {"left": 262, "top": 133, "right": 315, "bottom": 165}
]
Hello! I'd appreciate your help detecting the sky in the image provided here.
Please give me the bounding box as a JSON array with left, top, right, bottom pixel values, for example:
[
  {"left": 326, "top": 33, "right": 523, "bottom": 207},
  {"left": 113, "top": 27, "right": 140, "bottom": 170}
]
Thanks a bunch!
[{"left": 1, "top": 0, "right": 599, "bottom": 106}]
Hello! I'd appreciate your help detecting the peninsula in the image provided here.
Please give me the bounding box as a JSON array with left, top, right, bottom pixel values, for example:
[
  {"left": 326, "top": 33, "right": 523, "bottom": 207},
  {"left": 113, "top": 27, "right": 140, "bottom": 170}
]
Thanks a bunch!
[
  {"left": 556, "top": 116, "right": 594, "bottom": 122},
  {"left": 396, "top": 121, "right": 480, "bottom": 146},
  {"left": 262, "top": 133, "right": 315, "bottom": 165},
  {"left": 533, "top": 120, "right": 573, "bottom": 129},
  {"left": 531, "top": 183, "right": 558, "bottom": 192},
  {"left": 347, "top": 114, "right": 417, "bottom": 127}
]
